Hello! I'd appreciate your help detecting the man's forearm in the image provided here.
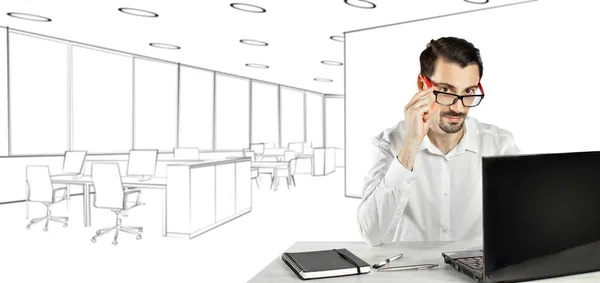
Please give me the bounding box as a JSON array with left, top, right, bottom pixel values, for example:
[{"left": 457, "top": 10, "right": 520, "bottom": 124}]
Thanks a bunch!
[{"left": 397, "top": 141, "right": 420, "bottom": 171}]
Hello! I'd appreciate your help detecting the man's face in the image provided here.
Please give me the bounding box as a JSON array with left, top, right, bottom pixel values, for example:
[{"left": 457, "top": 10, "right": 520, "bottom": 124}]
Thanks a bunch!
[{"left": 424, "top": 58, "right": 481, "bottom": 134}]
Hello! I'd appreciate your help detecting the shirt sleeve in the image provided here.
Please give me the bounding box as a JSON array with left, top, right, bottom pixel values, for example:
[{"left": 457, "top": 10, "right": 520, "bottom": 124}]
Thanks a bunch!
[{"left": 356, "top": 135, "right": 418, "bottom": 247}]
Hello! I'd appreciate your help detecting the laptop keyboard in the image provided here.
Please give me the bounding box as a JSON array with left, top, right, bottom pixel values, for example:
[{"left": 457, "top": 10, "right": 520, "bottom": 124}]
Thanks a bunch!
[{"left": 456, "top": 256, "right": 484, "bottom": 271}]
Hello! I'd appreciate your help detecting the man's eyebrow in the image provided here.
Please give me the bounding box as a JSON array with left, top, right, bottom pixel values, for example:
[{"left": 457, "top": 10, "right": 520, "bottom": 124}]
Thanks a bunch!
[
  {"left": 437, "top": 82, "right": 455, "bottom": 89},
  {"left": 438, "top": 82, "right": 478, "bottom": 89}
]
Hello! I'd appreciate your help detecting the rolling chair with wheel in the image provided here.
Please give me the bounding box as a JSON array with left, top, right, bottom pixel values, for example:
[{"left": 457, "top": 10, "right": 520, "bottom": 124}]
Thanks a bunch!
[
  {"left": 90, "top": 163, "right": 143, "bottom": 245},
  {"left": 25, "top": 165, "right": 69, "bottom": 231}
]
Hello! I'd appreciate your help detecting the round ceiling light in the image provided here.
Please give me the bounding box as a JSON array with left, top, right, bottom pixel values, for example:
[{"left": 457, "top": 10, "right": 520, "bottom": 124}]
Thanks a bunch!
[
  {"left": 6, "top": 12, "right": 51, "bottom": 22},
  {"left": 314, "top": 78, "right": 333, "bottom": 83},
  {"left": 118, "top": 7, "right": 159, "bottom": 17},
  {"left": 246, "top": 63, "right": 269, "bottom": 69},
  {"left": 230, "top": 3, "right": 266, "bottom": 13},
  {"left": 344, "top": 0, "right": 377, "bottom": 9},
  {"left": 330, "top": 35, "right": 344, "bottom": 42},
  {"left": 149, "top": 43, "right": 181, "bottom": 50},
  {"left": 240, "top": 39, "right": 268, "bottom": 46},
  {"left": 463, "top": 0, "right": 489, "bottom": 3},
  {"left": 321, "top": 60, "right": 343, "bottom": 66}
]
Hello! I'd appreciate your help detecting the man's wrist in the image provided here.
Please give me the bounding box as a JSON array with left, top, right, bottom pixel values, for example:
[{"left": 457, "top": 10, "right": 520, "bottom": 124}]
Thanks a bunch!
[{"left": 397, "top": 145, "right": 417, "bottom": 171}]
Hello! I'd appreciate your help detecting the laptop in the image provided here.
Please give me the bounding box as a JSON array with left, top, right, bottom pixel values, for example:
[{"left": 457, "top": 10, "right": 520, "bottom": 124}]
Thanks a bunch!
[{"left": 442, "top": 151, "right": 600, "bottom": 283}]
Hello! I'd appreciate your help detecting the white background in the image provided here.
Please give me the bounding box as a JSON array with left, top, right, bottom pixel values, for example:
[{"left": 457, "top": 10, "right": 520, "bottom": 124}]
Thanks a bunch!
[
  {"left": 0, "top": 0, "right": 600, "bottom": 282},
  {"left": 345, "top": 0, "right": 600, "bottom": 197}
]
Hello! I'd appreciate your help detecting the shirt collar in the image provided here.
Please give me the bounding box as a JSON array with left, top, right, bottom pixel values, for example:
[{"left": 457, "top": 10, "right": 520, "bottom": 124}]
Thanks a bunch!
[{"left": 418, "top": 116, "right": 479, "bottom": 155}]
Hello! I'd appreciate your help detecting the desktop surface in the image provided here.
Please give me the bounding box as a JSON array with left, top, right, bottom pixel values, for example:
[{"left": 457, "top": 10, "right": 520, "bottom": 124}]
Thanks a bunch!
[
  {"left": 248, "top": 241, "right": 600, "bottom": 283},
  {"left": 52, "top": 174, "right": 166, "bottom": 187}
]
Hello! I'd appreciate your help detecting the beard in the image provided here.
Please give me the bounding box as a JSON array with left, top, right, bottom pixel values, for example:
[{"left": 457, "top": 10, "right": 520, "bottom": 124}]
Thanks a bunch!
[{"left": 438, "top": 110, "right": 466, "bottom": 134}]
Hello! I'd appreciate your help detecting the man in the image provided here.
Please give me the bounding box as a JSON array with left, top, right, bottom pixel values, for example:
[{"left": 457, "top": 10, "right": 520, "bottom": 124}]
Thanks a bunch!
[{"left": 357, "top": 37, "right": 520, "bottom": 247}]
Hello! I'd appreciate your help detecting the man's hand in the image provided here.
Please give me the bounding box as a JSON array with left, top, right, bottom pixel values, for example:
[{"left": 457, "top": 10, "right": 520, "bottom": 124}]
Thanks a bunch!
[{"left": 397, "top": 87, "right": 438, "bottom": 171}]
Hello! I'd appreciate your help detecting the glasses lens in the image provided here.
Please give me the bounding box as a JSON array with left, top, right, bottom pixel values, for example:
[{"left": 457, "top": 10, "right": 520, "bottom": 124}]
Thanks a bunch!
[
  {"left": 462, "top": 96, "right": 483, "bottom": 107},
  {"left": 436, "top": 93, "right": 457, "bottom": 105}
]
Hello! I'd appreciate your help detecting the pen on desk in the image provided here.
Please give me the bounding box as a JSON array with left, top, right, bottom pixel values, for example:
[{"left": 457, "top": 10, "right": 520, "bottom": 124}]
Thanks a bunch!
[
  {"left": 372, "top": 253, "right": 404, "bottom": 269},
  {"left": 376, "top": 263, "right": 439, "bottom": 272}
]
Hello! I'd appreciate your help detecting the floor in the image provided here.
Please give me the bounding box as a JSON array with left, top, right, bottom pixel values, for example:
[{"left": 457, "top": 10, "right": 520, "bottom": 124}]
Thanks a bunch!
[{"left": 0, "top": 168, "right": 365, "bottom": 283}]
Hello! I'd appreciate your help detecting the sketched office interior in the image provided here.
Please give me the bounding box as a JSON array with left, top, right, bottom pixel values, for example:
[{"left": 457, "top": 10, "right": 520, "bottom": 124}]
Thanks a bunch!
[{"left": 0, "top": 25, "right": 345, "bottom": 241}]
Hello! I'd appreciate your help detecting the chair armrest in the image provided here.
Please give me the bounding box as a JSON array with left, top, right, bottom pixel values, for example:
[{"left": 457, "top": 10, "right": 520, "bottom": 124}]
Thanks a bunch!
[
  {"left": 287, "top": 158, "right": 298, "bottom": 174},
  {"left": 124, "top": 187, "right": 142, "bottom": 193},
  {"left": 52, "top": 187, "right": 68, "bottom": 203},
  {"left": 123, "top": 189, "right": 142, "bottom": 210}
]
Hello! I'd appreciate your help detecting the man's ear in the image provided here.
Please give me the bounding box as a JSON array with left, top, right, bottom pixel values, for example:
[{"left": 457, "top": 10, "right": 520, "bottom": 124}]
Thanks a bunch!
[{"left": 417, "top": 74, "right": 425, "bottom": 91}]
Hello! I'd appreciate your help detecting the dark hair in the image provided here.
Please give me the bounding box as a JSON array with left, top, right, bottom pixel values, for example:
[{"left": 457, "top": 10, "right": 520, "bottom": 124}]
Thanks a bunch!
[{"left": 419, "top": 37, "right": 483, "bottom": 80}]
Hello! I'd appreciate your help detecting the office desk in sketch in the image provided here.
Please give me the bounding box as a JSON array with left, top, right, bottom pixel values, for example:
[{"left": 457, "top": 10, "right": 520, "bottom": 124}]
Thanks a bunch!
[
  {"left": 16, "top": 154, "right": 252, "bottom": 240},
  {"left": 166, "top": 157, "right": 252, "bottom": 239}
]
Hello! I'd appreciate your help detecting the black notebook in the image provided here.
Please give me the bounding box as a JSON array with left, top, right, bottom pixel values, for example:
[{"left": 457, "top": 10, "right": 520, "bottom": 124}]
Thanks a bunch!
[{"left": 281, "top": 248, "right": 371, "bottom": 280}]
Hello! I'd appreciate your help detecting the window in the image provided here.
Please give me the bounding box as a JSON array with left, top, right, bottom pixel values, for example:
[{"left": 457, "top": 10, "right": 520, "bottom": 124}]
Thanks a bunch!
[
  {"left": 280, "top": 87, "right": 304, "bottom": 147},
  {"left": 72, "top": 46, "right": 132, "bottom": 153},
  {"left": 215, "top": 74, "right": 249, "bottom": 150},
  {"left": 0, "top": 27, "right": 8, "bottom": 156},
  {"left": 9, "top": 32, "right": 68, "bottom": 155},
  {"left": 133, "top": 58, "right": 178, "bottom": 151},
  {"left": 178, "top": 66, "right": 214, "bottom": 150},
  {"left": 326, "top": 97, "right": 345, "bottom": 167},
  {"left": 251, "top": 82, "right": 278, "bottom": 147},
  {"left": 305, "top": 92, "right": 324, "bottom": 148},
  {"left": 325, "top": 97, "right": 344, "bottom": 148}
]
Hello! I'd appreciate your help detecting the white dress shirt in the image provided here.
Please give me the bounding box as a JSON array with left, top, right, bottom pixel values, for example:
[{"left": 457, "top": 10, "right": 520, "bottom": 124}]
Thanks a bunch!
[{"left": 357, "top": 116, "right": 520, "bottom": 246}]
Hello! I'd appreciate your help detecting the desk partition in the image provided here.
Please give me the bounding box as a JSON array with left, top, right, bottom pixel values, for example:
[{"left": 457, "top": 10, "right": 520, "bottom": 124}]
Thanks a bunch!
[{"left": 166, "top": 157, "right": 251, "bottom": 239}]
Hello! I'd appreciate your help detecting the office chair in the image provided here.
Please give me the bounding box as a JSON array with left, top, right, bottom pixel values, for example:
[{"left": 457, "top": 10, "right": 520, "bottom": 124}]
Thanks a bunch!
[
  {"left": 250, "top": 143, "right": 265, "bottom": 161},
  {"left": 25, "top": 165, "right": 69, "bottom": 231},
  {"left": 243, "top": 149, "right": 261, "bottom": 189},
  {"left": 90, "top": 163, "right": 143, "bottom": 245},
  {"left": 276, "top": 158, "right": 298, "bottom": 189},
  {"left": 283, "top": 150, "right": 297, "bottom": 162},
  {"left": 288, "top": 142, "right": 304, "bottom": 155}
]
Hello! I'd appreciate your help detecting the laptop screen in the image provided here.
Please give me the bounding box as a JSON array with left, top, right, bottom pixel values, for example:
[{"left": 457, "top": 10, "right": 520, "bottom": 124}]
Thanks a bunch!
[{"left": 482, "top": 151, "right": 600, "bottom": 283}]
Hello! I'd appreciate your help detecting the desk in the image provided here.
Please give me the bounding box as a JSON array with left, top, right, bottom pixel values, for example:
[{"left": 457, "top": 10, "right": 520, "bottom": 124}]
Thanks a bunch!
[
  {"left": 248, "top": 241, "right": 600, "bottom": 282},
  {"left": 251, "top": 162, "right": 288, "bottom": 190},
  {"left": 49, "top": 175, "right": 167, "bottom": 236},
  {"left": 166, "top": 158, "right": 252, "bottom": 239}
]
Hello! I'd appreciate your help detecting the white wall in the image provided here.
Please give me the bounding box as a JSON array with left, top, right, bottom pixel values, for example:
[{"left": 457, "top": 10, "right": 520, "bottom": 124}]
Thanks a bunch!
[{"left": 345, "top": 0, "right": 600, "bottom": 198}]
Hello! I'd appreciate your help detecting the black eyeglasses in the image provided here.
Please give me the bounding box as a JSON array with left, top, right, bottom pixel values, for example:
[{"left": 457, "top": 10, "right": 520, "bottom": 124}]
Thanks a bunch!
[
  {"left": 422, "top": 76, "right": 485, "bottom": 107},
  {"left": 433, "top": 91, "right": 484, "bottom": 107}
]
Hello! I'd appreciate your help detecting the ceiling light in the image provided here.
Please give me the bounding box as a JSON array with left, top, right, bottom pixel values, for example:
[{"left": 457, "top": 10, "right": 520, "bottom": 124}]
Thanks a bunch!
[
  {"left": 463, "top": 0, "right": 489, "bottom": 3},
  {"left": 6, "top": 12, "right": 51, "bottom": 22},
  {"left": 230, "top": 3, "right": 266, "bottom": 13},
  {"left": 321, "top": 60, "right": 343, "bottom": 66},
  {"left": 314, "top": 78, "right": 333, "bottom": 83},
  {"left": 149, "top": 43, "right": 180, "bottom": 50},
  {"left": 246, "top": 63, "right": 269, "bottom": 69},
  {"left": 344, "top": 0, "right": 377, "bottom": 9},
  {"left": 118, "top": 8, "right": 159, "bottom": 17},
  {"left": 330, "top": 35, "right": 344, "bottom": 42},
  {"left": 240, "top": 39, "right": 268, "bottom": 46}
]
